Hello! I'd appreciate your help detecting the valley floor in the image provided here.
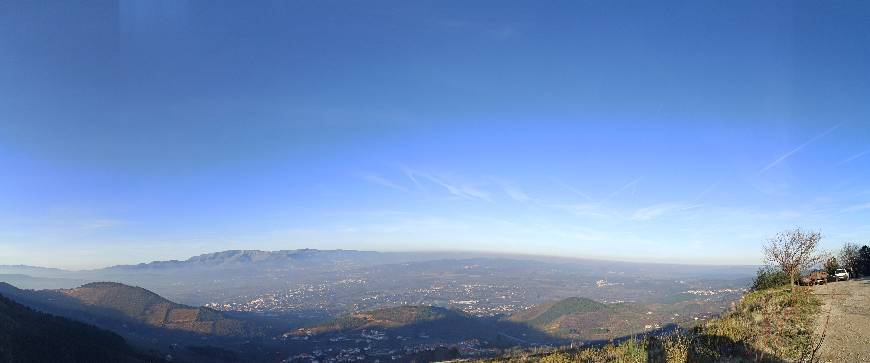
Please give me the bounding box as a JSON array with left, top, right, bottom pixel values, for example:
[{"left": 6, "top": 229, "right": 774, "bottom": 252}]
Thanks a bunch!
[{"left": 812, "top": 277, "right": 870, "bottom": 363}]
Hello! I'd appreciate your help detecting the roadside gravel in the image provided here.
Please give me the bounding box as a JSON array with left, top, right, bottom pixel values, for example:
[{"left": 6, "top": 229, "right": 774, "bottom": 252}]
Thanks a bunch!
[{"left": 811, "top": 278, "right": 870, "bottom": 363}]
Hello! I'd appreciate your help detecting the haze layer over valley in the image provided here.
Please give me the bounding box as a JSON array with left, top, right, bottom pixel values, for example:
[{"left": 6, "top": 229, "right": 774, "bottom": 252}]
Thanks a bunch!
[{"left": 1, "top": 249, "right": 755, "bottom": 361}]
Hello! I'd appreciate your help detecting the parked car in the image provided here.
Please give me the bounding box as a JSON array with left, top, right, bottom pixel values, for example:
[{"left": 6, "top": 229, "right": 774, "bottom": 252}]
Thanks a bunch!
[
  {"left": 800, "top": 270, "right": 828, "bottom": 285},
  {"left": 833, "top": 268, "right": 850, "bottom": 281}
]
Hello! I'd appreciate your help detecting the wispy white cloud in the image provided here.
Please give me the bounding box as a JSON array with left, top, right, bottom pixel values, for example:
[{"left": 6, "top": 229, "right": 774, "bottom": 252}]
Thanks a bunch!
[
  {"left": 80, "top": 219, "right": 126, "bottom": 230},
  {"left": 357, "top": 172, "right": 407, "bottom": 191},
  {"left": 760, "top": 122, "right": 843, "bottom": 172},
  {"left": 631, "top": 202, "right": 700, "bottom": 221},
  {"left": 503, "top": 183, "right": 531, "bottom": 202},
  {"left": 603, "top": 177, "right": 642, "bottom": 202},
  {"left": 401, "top": 169, "right": 538, "bottom": 202},
  {"left": 553, "top": 179, "right": 593, "bottom": 201},
  {"left": 548, "top": 203, "right": 613, "bottom": 218},
  {"left": 737, "top": 209, "right": 804, "bottom": 221},
  {"left": 400, "top": 167, "right": 428, "bottom": 192},
  {"left": 407, "top": 171, "right": 492, "bottom": 202},
  {"left": 490, "top": 178, "right": 533, "bottom": 203},
  {"left": 548, "top": 226, "right": 609, "bottom": 242},
  {"left": 836, "top": 149, "right": 870, "bottom": 166},
  {"left": 0, "top": 216, "right": 128, "bottom": 232},
  {"left": 841, "top": 202, "right": 870, "bottom": 213},
  {"left": 753, "top": 179, "right": 792, "bottom": 197},
  {"left": 439, "top": 180, "right": 491, "bottom": 201},
  {"left": 692, "top": 181, "right": 720, "bottom": 202}
]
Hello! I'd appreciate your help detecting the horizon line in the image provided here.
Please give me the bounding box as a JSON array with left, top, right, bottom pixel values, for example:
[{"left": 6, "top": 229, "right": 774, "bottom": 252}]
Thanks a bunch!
[{"left": 1, "top": 247, "right": 762, "bottom": 272}]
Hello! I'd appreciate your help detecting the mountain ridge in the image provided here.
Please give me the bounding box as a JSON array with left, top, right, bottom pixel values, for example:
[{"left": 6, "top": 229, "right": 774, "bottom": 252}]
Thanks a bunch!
[
  {"left": 0, "top": 281, "right": 260, "bottom": 337},
  {"left": 2, "top": 249, "right": 762, "bottom": 274},
  {"left": 101, "top": 249, "right": 382, "bottom": 271}
]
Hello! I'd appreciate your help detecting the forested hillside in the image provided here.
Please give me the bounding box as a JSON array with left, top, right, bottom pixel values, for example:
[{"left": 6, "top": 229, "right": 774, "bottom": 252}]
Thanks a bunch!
[
  {"left": 0, "top": 293, "right": 162, "bottom": 363},
  {"left": 0, "top": 282, "right": 259, "bottom": 337}
]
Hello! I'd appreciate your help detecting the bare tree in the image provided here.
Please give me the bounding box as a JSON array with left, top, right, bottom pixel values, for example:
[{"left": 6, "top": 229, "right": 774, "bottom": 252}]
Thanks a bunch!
[
  {"left": 838, "top": 242, "right": 861, "bottom": 277},
  {"left": 762, "top": 228, "right": 827, "bottom": 291}
]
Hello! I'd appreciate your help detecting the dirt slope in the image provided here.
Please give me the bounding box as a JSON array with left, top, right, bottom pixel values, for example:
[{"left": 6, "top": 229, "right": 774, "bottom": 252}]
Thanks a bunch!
[{"left": 812, "top": 277, "right": 870, "bottom": 362}]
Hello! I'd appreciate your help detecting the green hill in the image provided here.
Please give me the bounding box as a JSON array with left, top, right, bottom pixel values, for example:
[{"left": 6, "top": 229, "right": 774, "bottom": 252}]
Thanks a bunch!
[
  {"left": 292, "top": 304, "right": 563, "bottom": 347},
  {"left": 305, "top": 305, "right": 452, "bottom": 334},
  {"left": 0, "top": 293, "right": 162, "bottom": 363},
  {"left": 506, "top": 297, "right": 638, "bottom": 339},
  {"left": 515, "top": 297, "right": 608, "bottom": 327},
  {"left": 0, "top": 282, "right": 259, "bottom": 337}
]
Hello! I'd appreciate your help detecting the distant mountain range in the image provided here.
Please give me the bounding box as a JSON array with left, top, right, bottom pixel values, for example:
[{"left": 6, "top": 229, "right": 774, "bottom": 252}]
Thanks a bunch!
[
  {"left": 2, "top": 248, "right": 760, "bottom": 276},
  {"left": 101, "top": 249, "right": 386, "bottom": 272},
  {"left": 0, "top": 251, "right": 745, "bottom": 362},
  {"left": 0, "top": 265, "right": 71, "bottom": 278},
  {"left": 1, "top": 249, "right": 386, "bottom": 275},
  {"left": 0, "top": 274, "right": 88, "bottom": 290},
  {"left": 0, "top": 248, "right": 756, "bottom": 310},
  {"left": 1, "top": 249, "right": 413, "bottom": 305}
]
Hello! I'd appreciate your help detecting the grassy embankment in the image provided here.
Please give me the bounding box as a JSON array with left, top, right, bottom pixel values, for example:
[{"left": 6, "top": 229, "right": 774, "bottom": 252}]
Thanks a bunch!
[{"left": 484, "top": 286, "right": 823, "bottom": 362}]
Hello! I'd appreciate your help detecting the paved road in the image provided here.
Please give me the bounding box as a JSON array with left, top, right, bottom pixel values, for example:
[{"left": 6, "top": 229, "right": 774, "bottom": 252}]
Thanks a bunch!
[{"left": 811, "top": 277, "right": 870, "bottom": 363}]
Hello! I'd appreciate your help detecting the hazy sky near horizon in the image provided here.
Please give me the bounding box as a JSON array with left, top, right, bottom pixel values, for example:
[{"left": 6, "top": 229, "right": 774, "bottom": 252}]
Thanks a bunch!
[{"left": 1, "top": 1, "right": 870, "bottom": 269}]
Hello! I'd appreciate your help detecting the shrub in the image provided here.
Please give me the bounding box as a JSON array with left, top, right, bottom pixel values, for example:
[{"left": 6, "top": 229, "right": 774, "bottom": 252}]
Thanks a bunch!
[
  {"left": 751, "top": 266, "right": 791, "bottom": 291},
  {"left": 703, "top": 287, "right": 821, "bottom": 361},
  {"left": 476, "top": 287, "right": 822, "bottom": 363},
  {"left": 538, "top": 352, "right": 571, "bottom": 363},
  {"left": 663, "top": 334, "right": 689, "bottom": 362}
]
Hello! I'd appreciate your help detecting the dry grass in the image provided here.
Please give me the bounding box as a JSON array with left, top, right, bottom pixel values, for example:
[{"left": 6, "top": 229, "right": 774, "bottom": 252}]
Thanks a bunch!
[{"left": 477, "top": 286, "right": 823, "bottom": 363}]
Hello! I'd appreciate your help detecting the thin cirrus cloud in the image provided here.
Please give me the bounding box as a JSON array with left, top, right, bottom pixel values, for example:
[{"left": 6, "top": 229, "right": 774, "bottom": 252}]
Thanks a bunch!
[
  {"left": 368, "top": 169, "right": 536, "bottom": 204},
  {"left": 836, "top": 149, "right": 870, "bottom": 166},
  {"left": 631, "top": 202, "right": 700, "bottom": 221},
  {"left": 548, "top": 203, "right": 614, "bottom": 219},
  {"left": 602, "top": 177, "right": 643, "bottom": 202},
  {"left": 760, "top": 122, "right": 843, "bottom": 173},
  {"left": 364, "top": 168, "right": 653, "bottom": 211},
  {"left": 401, "top": 169, "right": 493, "bottom": 202},
  {"left": 359, "top": 169, "right": 697, "bottom": 222},
  {"left": 552, "top": 178, "right": 594, "bottom": 202},
  {"left": 502, "top": 184, "right": 531, "bottom": 202},
  {"left": 425, "top": 175, "right": 492, "bottom": 202},
  {"left": 80, "top": 219, "right": 127, "bottom": 230},
  {"left": 841, "top": 202, "right": 870, "bottom": 214},
  {"left": 357, "top": 165, "right": 860, "bottom": 230},
  {"left": 357, "top": 172, "right": 408, "bottom": 192},
  {"left": 401, "top": 167, "right": 427, "bottom": 192},
  {"left": 491, "top": 178, "right": 534, "bottom": 203}
]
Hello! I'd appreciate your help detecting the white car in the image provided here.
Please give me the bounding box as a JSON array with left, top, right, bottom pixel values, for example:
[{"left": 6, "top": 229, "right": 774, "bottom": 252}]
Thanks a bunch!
[{"left": 833, "top": 268, "right": 850, "bottom": 281}]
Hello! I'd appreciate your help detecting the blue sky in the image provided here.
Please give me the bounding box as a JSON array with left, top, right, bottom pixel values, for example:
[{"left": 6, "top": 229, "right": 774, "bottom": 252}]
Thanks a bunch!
[{"left": 1, "top": 1, "right": 869, "bottom": 269}]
